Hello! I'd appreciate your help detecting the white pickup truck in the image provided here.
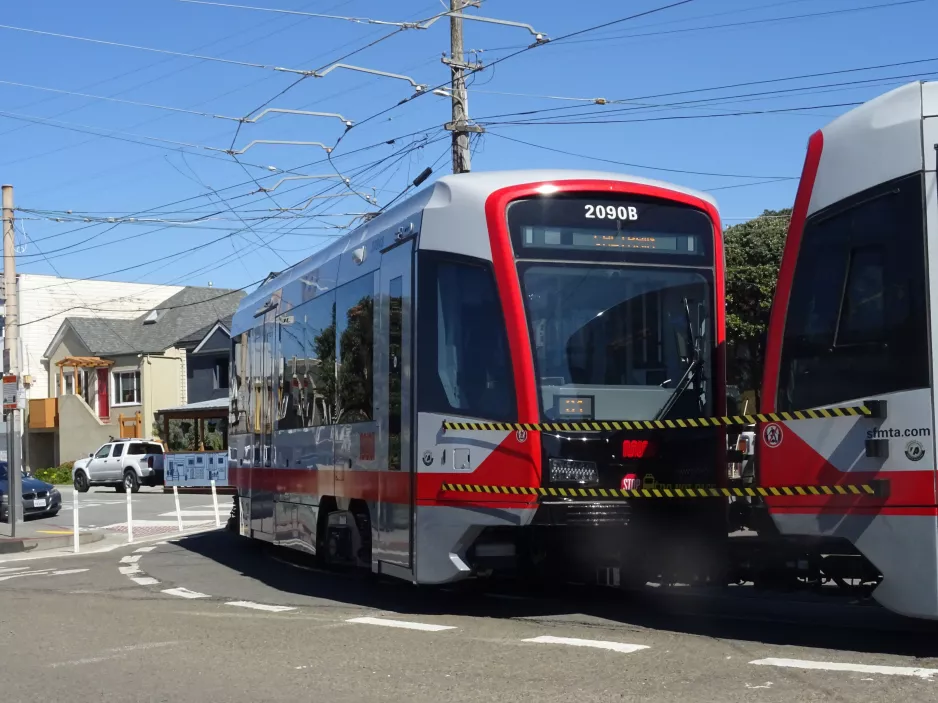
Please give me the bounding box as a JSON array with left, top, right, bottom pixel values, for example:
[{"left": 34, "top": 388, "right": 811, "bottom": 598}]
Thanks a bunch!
[{"left": 72, "top": 439, "right": 166, "bottom": 493}]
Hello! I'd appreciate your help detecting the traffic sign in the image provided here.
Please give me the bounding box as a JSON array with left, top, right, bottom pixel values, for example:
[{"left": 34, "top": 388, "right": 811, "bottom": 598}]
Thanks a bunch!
[{"left": 2, "top": 374, "right": 16, "bottom": 410}]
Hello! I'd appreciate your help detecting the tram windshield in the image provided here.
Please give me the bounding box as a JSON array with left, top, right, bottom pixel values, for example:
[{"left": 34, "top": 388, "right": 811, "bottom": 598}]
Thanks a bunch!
[
  {"left": 507, "top": 193, "right": 716, "bottom": 422},
  {"left": 520, "top": 264, "right": 713, "bottom": 422}
]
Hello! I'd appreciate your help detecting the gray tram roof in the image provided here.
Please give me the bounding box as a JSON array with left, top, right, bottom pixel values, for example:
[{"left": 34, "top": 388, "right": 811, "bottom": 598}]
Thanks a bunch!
[{"left": 231, "top": 169, "right": 717, "bottom": 334}]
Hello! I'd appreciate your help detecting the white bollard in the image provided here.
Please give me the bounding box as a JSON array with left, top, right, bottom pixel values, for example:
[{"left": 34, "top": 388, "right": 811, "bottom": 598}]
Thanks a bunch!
[
  {"left": 211, "top": 479, "right": 220, "bottom": 528},
  {"left": 173, "top": 485, "right": 183, "bottom": 532},
  {"left": 72, "top": 486, "right": 80, "bottom": 554},
  {"left": 126, "top": 487, "right": 133, "bottom": 543}
]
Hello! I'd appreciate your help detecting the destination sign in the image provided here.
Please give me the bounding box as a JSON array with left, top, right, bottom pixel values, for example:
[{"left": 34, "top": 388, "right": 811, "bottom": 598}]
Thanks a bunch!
[{"left": 507, "top": 195, "right": 713, "bottom": 262}]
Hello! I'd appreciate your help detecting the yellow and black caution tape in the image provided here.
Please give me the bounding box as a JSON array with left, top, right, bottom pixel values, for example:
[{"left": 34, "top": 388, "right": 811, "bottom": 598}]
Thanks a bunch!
[
  {"left": 439, "top": 482, "right": 885, "bottom": 499},
  {"left": 441, "top": 404, "right": 873, "bottom": 433}
]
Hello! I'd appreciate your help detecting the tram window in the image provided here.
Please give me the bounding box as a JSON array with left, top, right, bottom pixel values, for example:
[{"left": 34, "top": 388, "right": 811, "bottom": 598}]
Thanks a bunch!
[
  {"left": 836, "top": 246, "right": 886, "bottom": 346},
  {"left": 336, "top": 274, "right": 375, "bottom": 423},
  {"left": 777, "top": 173, "right": 928, "bottom": 411},
  {"left": 277, "top": 307, "right": 305, "bottom": 431},
  {"left": 417, "top": 254, "right": 516, "bottom": 422}
]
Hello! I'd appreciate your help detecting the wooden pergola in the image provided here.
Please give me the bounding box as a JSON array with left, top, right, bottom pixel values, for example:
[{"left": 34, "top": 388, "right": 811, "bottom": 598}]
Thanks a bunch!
[
  {"left": 154, "top": 399, "right": 228, "bottom": 452},
  {"left": 55, "top": 355, "right": 114, "bottom": 397}
]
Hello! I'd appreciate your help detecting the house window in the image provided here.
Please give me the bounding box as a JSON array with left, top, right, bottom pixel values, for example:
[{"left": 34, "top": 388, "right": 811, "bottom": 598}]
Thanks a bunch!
[
  {"left": 56, "top": 371, "right": 75, "bottom": 397},
  {"left": 112, "top": 370, "right": 141, "bottom": 405},
  {"left": 215, "top": 359, "right": 230, "bottom": 390}
]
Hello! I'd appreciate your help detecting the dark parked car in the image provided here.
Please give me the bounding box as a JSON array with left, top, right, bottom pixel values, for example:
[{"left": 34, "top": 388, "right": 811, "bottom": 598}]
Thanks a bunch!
[{"left": 0, "top": 462, "right": 62, "bottom": 523}]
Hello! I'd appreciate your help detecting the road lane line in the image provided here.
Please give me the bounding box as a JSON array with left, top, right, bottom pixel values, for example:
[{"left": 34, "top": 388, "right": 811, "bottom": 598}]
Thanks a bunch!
[
  {"left": 226, "top": 601, "right": 297, "bottom": 612},
  {"left": 119, "top": 565, "right": 141, "bottom": 575},
  {"left": 48, "top": 642, "right": 177, "bottom": 668},
  {"left": 346, "top": 616, "right": 456, "bottom": 631},
  {"left": 119, "top": 555, "right": 141, "bottom": 564},
  {"left": 134, "top": 546, "right": 157, "bottom": 553},
  {"left": 750, "top": 658, "right": 938, "bottom": 680},
  {"left": 131, "top": 577, "right": 160, "bottom": 586},
  {"left": 522, "top": 636, "right": 650, "bottom": 654},
  {"left": 0, "top": 566, "right": 32, "bottom": 574},
  {"left": 161, "top": 587, "right": 210, "bottom": 599},
  {"left": 160, "top": 510, "right": 223, "bottom": 518},
  {"left": 50, "top": 569, "right": 88, "bottom": 576},
  {"left": 0, "top": 569, "right": 55, "bottom": 582}
]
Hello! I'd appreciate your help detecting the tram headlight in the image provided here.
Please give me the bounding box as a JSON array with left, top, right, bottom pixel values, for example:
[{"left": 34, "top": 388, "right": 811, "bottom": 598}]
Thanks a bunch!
[{"left": 548, "top": 458, "right": 599, "bottom": 485}]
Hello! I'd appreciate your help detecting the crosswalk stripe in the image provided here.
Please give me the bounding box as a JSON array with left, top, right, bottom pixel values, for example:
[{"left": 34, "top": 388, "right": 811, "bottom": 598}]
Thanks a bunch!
[{"left": 522, "top": 635, "right": 650, "bottom": 654}]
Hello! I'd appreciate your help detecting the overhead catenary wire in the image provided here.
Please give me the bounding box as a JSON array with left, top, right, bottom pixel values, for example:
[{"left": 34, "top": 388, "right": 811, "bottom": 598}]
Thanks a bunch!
[
  {"left": 486, "top": 132, "right": 796, "bottom": 180},
  {"left": 483, "top": 101, "right": 864, "bottom": 127},
  {"left": 19, "top": 135, "right": 441, "bottom": 287},
  {"left": 326, "top": 0, "right": 701, "bottom": 166},
  {"left": 480, "top": 0, "right": 924, "bottom": 51},
  {"left": 0, "top": 22, "right": 437, "bottom": 91}
]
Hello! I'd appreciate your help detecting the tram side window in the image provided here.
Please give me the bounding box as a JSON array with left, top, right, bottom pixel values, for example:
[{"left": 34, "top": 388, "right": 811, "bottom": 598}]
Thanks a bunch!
[
  {"left": 276, "top": 292, "right": 338, "bottom": 428},
  {"left": 277, "top": 307, "right": 304, "bottom": 431},
  {"left": 417, "top": 254, "right": 516, "bottom": 422},
  {"left": 777, "top": 173, "right": 928, "bottom": 411},
  {"left": 336, "top": 274, "right": 375, "bottom": 423}
]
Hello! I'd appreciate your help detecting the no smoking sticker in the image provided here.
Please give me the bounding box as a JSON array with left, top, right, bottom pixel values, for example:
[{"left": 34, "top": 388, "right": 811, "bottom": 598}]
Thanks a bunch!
[{"left": 763, "top": 423, "right": 783, "bottom": 448}]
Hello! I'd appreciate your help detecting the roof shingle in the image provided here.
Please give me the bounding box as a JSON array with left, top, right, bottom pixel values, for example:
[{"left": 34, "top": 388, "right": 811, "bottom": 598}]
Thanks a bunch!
[{"left": 57, "top": 287, "right": 244, "bottom": 356}]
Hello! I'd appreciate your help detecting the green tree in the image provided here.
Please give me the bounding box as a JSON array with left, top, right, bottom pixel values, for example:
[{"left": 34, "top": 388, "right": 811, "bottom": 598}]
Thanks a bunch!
[
  {"left": 152, "top": 419, "right": 226, "bottom": 451},
  {"left": 724, "top": 208, "right": 790, "bottom": 393}
]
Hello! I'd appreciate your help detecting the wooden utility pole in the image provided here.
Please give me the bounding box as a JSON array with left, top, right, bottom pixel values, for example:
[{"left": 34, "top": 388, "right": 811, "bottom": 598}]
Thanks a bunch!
[{"left": 445, "top": 0, "right": 483, "bottom": 174}]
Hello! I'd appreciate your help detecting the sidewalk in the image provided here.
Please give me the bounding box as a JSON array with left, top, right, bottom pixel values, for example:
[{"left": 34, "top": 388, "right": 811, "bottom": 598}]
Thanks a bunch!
[{"left": 0, "top": 520, "right": 104, "bottom": 554}]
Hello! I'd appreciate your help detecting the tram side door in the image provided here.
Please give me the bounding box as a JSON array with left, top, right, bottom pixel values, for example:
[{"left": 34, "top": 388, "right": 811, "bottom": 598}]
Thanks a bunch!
[{"left": 374, "top": 238, "right": 415, "bottom": 568}]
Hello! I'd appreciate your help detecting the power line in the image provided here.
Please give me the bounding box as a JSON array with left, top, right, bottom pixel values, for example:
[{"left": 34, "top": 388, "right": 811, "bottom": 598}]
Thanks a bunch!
[
  {"left": 487, "top": 132, "right": 796, "bottom": 180},
  {"left": 328, "top": 0, "right": 701, "bottom": 163},
  {"left": 171, "top": 0, "right": 443, "bottom": 28},
  {"left": 0, "top": 23, "right": 320, "bottom": 76},
  {"left": 483, "top": 101, "right": 864, "bottom": 127},
  {"left": 484, "top": 0, "right": 924, "bottom": 50},
  {"left": 470, "top": 71, "right": 938, "bottom": 128},
  {"left": 20, "top": 136, "right": 439, "bottom": 276}
]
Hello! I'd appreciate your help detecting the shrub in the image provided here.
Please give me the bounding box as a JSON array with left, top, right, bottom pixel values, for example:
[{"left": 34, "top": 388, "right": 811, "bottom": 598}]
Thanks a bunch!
[{"left": 34, "top": 462, "right": 74, "bottom": 485}]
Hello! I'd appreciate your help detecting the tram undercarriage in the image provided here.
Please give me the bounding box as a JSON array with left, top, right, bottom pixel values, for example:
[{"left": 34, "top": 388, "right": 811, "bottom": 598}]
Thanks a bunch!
[{"left": 228, "top": 491, "right": 883, "bottom": 605}]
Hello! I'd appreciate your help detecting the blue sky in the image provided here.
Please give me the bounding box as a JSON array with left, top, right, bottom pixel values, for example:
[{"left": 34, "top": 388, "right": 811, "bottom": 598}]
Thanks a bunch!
[{"left": 3, "top": 0, "right": 935, "bottom": 292}]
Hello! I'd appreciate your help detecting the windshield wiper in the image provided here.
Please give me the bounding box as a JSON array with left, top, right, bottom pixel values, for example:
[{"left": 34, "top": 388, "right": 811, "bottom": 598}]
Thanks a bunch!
[{"left": 654, "top": 297, "right": 704, "bottom": 421}]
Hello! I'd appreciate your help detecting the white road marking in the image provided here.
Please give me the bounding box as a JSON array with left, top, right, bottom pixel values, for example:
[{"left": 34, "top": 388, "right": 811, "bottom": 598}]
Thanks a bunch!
[
  {"left": 0, "top": 568, "right": 86, "bottom": 582},
  {"left": 226, "top": 601, "right": 297, "bottom": 612},
  {"left": 346, "top": 616, "right": 456, "bottom": 632},
  {"left": 131, "top": 576, "right": 160, "bottom": 586},
  {"left": 0, "top": 569, "right": 54, "bottom": 582},
  {"left": 119, "top": 555, "right": 141, "bottom": 564},
  {"left": 101, "top": 520, "right": 212, "bottom": 528},
  {"left": 750, "top": 658, "right": 938, "bottom": 681},
  {"left": 48, "top": 642, "right": 177, "bottom": 668},
  {"left": 161, "top": 587, "right": 210, "bottom": 599},
  {"left": 134, "top": 546, "right": 157, "bottom": 553},
  {"left": 160, "top": 509, "right": 221, "bottom": 518},
  {"left": 118, "top": 565, "right": 141, "bottom": 575},
  {"left": 0, "top": 566, "right": 32, "bottom": 574},
  {"left": 522, "top": 636, "right": 650, "bottom": 654}
]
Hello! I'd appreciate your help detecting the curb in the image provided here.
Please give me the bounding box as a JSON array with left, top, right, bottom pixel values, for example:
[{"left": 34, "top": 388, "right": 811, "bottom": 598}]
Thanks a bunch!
[{"left": 0, "top": 530, "right": 104, "bottom": 554}]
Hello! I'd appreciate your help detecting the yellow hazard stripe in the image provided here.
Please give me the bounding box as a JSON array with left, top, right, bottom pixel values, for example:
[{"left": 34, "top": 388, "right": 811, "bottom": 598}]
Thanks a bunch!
[
  {"left": 438, "top": 483, "right": 884, "bottom": 499},
  {"left": 441, "top": 404, "right": 871, "bottom": 432}
]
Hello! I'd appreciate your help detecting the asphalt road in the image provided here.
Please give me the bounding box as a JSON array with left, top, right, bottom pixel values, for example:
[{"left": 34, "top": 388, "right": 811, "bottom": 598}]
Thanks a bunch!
[{"left": 1, "top": 528, "right": 937, "bottom": 703}]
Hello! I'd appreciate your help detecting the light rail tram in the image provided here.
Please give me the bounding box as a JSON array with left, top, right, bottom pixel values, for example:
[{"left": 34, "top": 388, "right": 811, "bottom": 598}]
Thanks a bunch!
[
  {"left": 228, "top": 169, "right": 728, "bottom": 585},
  {"left": 759, "top": 81, "right": 938, "bottom": 620}
]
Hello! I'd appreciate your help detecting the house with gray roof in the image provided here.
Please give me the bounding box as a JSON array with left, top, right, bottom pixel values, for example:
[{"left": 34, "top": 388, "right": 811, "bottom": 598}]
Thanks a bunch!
[{"left": 36, "top": 286, "right": 243, "bottom": 464}]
